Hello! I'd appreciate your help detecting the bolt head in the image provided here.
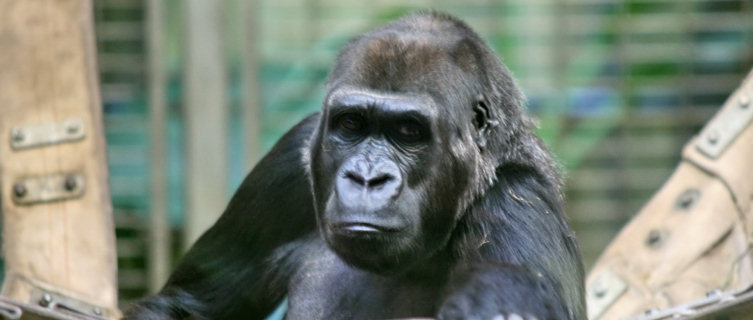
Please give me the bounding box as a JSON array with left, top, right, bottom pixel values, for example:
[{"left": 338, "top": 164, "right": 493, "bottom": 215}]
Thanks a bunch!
[
  {"left": 39, "top": 293, "right": 52, "bottom": 307},
  {"left": 740, "top": 95, "right": 750, "bottom": 108},
  {"left": 13, "top": 183, "right": 26, "bottom": 197},
  {"left": 64, "top": 176, "right": 77, "bottom": 191},
  {"left": 10, "top": 129, "right": 24, "bottom": 142},
  {"left": 676, "top": 189, "right": 700, "bottom": 210},
  {"left": 593, "top": 284, "right": 608, "bottom": 298},
  {"left": 66, "top": 122, "right": 80, "bottom": 134},
  {"left": 646, "top": 229, "right": 665, "bottom": 248},
  {"left": 707, "top": 130, "right": 720, "bottom": 144},
  {"left": 706, "top": 289, "right": 723, "bottom": 298}
]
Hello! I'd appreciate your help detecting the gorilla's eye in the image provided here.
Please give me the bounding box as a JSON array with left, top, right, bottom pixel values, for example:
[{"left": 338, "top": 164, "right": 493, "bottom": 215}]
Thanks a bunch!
[
  {"left": 336, "top": 114, "right": 365, "bottom": 133},
  {"left": 395, "top": 121, "right": 423, "bottom": 141}
]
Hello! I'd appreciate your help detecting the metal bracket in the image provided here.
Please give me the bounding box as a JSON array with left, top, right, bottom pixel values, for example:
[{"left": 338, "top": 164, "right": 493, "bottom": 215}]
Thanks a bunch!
[
  {"left": 9, "top": 118, "right": 86, "bottom": 150},
  {"left": 11, "top": 173, "right": 85, "bottom": 205},
  {"left": 31, "top": 288, "right": 107, "bottom": 319},
  {"left": 587, "top": 268, "right": 628, "bottom": 320},
  {"left": 0, "top": 299, "right": 22, "bottom": 319},
  {"left": 695, "top": 87, "right": 753, "bottom": 158},
  {"left": 622, "top": 287, "right": 753, "bottom": 320}
]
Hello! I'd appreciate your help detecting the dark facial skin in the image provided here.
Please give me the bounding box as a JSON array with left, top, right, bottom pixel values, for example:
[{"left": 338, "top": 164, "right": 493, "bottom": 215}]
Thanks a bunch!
[{"left": 123, "top": 12, "right": 585, "bottom": 320}]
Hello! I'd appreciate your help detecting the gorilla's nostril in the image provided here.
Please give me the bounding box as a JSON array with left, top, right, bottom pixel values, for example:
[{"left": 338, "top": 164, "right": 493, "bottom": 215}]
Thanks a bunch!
[
  {"left": 367, "top": 175, "right": 393, "bottom": 188},
  {"left": 345, "top": 172, "right": 366, "bottom": 186}
]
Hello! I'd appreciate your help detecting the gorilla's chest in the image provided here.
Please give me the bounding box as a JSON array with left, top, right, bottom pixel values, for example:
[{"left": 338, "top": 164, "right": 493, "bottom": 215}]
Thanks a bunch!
[{"left": 284, "top": 241, "right": 442, "bottom": 320}]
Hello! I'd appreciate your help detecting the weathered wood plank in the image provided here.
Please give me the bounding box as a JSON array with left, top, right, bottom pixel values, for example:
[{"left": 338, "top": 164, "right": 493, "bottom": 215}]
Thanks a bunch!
[{"left": 0, "top": 0, "right": 119, "bottom": 317}]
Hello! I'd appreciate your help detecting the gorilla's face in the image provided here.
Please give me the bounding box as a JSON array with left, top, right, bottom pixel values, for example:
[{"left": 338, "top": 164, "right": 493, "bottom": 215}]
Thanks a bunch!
[
  {"left": 308, "top": 32, "right": 492, "bottom": 274},
  {"left": 309, "top": 89, "right": 471, "bottom": 274}
]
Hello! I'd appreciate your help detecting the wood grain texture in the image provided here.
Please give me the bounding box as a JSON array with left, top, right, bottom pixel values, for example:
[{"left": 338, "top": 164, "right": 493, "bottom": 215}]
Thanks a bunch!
[{"left": 0, "top": 0, "right": 119, "bottom": 317}]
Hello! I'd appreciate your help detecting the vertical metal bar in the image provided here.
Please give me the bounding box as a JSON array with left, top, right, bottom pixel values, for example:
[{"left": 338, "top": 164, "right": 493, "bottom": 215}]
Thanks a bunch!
[
  {"left": 146, "top": 0, "right": 170, "bottom": 293},
  {"left": 242, "top": 0, "right": 261, "bottom": 169},
  {"left": 184, "top": 0, "right": 228, "bottom": 248}
]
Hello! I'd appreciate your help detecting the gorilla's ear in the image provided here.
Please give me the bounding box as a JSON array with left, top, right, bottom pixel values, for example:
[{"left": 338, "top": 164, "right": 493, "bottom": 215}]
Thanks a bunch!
[{"left": 472, "top": 95, "right": 497, "bottom": 149}]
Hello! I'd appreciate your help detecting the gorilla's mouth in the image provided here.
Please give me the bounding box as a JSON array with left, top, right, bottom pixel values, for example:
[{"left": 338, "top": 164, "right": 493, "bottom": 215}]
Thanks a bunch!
[
  {"left": 326, "top": 221, "right": 419, "bottom": 274},
  {"left": 330, "top": 222, "right": 403, "bottom": 237}
]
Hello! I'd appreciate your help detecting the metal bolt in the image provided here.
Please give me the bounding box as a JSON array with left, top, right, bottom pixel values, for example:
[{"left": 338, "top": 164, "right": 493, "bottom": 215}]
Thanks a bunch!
[
  {"left": 93, "top": 308, "right": 102, "bottom": 316},
  {"left": 740, "top": 95, "right": 750, "bottom": 108},
  {"left": 707, "top": 130, "right": 719, "bottom": 145},
  {"left": 66, "top": 122, "right": 80, "bottom": 134},
  {"left": 646, "top": 229, "right": 664, "bottom": 248},
  {"left": 13, "top": 183, "right": 27, "bottom": 198},
  {"left": 39, "top": 293, "right": 52, "bottom": 307},
  {"left": 64, "top": 175, "right": 77, "bottom": 191},
  {"left": 10, "top": 129, "right": 24, "bottom": 143},
  {"left": 676, "top": 189, "right": 700, "bottom": 211},
  {"left": 706, "top": 289, "right": 722, "bottom": 298},
  {"left": 592, "top": 281, "right": 608, "bottom": 298}
]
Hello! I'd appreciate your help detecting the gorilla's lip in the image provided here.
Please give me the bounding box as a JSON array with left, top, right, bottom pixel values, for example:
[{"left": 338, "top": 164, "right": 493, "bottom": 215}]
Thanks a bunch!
[{"left": 330, "top": 222, "right": 402, "bottom": 235}]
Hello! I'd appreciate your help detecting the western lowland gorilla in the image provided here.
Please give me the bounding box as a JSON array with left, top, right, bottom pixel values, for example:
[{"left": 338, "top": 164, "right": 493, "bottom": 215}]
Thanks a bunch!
[{"left": 125, "top": 12, "right": 585, "bottom": 320}]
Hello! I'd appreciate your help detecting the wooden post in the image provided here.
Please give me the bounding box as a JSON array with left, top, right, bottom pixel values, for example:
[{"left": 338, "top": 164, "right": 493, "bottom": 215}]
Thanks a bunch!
[
  {"left": 0, "top": 0, "right": 119, "bottom": 317},
  {"left": 146, "top": 0, "right": 171, "bottom": 293},
  {"left": 242, "top": 0, "right": 262, "bottom": 169},
  {"left": 184, "top": 0, "right": 229, "bottom": 248}
]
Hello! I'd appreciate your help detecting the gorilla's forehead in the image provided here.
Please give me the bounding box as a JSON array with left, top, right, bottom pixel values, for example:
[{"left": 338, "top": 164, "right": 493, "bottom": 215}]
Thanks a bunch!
[
  {"left": 354, "top": 37, "right": 464, "bottom": 78},
  {"left": 329, "top": 32, "right": 479, "bottom": 98}
]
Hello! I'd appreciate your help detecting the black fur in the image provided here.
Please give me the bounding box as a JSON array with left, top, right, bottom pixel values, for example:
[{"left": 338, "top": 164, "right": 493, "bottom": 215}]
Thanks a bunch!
[{"left": 124, "top": 12, "right": 585, "bottom": 320}]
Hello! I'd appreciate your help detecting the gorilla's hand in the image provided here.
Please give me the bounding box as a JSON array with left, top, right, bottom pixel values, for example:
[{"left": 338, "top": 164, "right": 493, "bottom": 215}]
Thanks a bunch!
[{"left": 437, "top": 265, "right": 564, "bottom": 320}]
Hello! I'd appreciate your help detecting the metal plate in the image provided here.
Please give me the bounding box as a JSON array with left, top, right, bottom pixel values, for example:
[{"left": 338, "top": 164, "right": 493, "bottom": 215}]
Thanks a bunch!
[
  {"left": 30, "top": 288, "right": 107, "bottom": 320},
  {"left": 587, "top": 268, "right": 628, "bottom": 320},
  {"left": 695, "top": 88, "right": 753, "bottom": 158},
  {"left": 9, "top": 118, "right": 86, "bottom": 150},
  {"left": 0, "top": 295, "right": 106, "bottom": 320},
  {"left": 624, "top": 286, "right": 753, "bottom": 320},
  {"left": 11, "top": 173, "right": 85, "bottom": 205},
  {"left": 0, "top": 299, "right": 22, "bottom": 319}
]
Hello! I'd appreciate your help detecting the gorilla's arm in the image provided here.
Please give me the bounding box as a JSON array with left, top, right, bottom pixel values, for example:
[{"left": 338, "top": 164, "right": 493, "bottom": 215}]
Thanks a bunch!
[
  {"left": 124, "top": 114, "right": 321, "bottom": 320},
  {"left": 441, "top": 165, "right": 585, "bottom": 320}
]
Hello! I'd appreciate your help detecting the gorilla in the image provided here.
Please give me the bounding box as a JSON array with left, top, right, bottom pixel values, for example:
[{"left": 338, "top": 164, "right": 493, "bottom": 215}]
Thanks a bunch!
[{"left": 125, "top": 12, "right": 585, "bottom": 320}]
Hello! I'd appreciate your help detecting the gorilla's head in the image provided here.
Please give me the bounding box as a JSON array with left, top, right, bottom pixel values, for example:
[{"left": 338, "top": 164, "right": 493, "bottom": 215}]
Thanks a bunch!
[{"left": 307, "top": 12, "right": 553, "bottom": 274}]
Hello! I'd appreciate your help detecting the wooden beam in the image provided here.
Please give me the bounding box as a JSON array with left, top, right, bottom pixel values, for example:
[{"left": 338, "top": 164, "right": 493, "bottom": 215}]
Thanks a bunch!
[
  {"left": 183, "top": 0, "right": 228, "bottom": 248},
  {"left": 0, "top": 0, "right": 119, "bottom": 317},
  {"left": 242, "top": 0, "right": 262, "bottom": 169},
  {"left": 146, "top": 0, "right": 171, "bottom": 293}
]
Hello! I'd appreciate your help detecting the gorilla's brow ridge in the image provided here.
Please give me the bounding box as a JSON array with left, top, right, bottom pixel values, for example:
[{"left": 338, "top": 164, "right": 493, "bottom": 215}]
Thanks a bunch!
[{"left": 326, "top": 88, "right": 438, "bottom": 116}]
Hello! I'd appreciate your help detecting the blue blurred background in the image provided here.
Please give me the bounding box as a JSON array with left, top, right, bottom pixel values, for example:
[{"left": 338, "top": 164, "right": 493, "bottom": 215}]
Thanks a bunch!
[{"left": 91, "top": 0, "right": 753, "bottom": 304}]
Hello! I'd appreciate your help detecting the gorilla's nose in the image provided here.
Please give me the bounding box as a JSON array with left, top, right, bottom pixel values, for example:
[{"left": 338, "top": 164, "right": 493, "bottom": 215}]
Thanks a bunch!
[{"left": 336, "top": 158, "right": 402, "bottom": 211}]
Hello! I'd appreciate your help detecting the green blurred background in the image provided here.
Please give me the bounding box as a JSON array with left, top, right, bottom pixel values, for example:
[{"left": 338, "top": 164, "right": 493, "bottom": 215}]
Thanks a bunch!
[{"left": 91, "top": 0, "right": 753, "bottom": 305}]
